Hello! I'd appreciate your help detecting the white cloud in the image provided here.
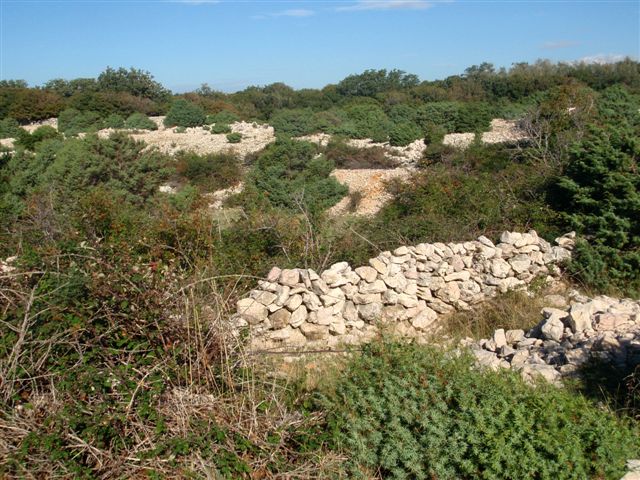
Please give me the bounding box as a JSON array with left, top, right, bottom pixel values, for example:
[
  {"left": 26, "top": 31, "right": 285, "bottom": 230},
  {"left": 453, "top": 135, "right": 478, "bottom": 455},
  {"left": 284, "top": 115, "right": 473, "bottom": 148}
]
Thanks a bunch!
[
  {"left": 541, "top": 40, "right": 579, "bottom": 50},
  {"left": 337, "top": 0, "right": 434, "bottom": 11},
  {"left": 252, "top": 8, "right": 315, "bottom": 19},
  {"left": 273, "top": 9, "right": 315, "bottom": 17},
  {"left": 577, "top": 53, "right": 630, "bottom": 64}
]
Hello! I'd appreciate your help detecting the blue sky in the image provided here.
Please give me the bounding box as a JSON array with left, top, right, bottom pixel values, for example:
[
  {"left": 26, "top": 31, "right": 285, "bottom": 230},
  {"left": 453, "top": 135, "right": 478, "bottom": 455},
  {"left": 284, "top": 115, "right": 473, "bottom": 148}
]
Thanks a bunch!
[{"left": 1, "top": 0, "right": 638, "bottom": 92}]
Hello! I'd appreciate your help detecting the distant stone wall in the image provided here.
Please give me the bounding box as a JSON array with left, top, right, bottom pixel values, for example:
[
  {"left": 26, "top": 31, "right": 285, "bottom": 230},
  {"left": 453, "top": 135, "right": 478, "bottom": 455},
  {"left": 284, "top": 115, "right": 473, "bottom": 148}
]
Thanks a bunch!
[{"left": 233, "top": 231, "right": 575, "bottom": 351}]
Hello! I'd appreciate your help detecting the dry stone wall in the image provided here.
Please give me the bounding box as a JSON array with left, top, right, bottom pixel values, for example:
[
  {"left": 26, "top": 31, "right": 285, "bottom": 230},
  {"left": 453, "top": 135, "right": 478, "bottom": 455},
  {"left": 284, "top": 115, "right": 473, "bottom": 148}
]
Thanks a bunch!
[
  {"left": 465, "top": 291, "right": 640, "bottom": 385},
  {"left": 233, "top": 231, "right": 575, "bottom": 351}
]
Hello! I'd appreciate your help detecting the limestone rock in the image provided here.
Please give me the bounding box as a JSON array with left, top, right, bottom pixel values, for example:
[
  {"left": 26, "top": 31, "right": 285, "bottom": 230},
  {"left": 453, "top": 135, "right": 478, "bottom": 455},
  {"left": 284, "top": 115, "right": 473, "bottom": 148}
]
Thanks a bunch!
[
  {"left": 269, "top": 309, "right": 291, "bottom": 329},
  {"left": 290, "top": 305, "right": 307, "bottom": 327},
  {"left": 300, "top": 323, "right": 328, "bottom": 341},
  {"left": 237, "top": 298, "right": 268, "bottom": 324},
  {"left": 355, "top": 266, "right": 378, "bottom": 283},
  {"left": 280, "top": 269, "right": 300, "bottom": 286}
]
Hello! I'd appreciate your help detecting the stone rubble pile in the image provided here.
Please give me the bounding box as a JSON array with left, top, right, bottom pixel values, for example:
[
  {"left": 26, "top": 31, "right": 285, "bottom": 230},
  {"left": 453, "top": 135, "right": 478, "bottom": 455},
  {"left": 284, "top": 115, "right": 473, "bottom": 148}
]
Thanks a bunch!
[
  {"left": 234, "top": 231, "right": 575, "bottom": 350},
  {"left": 466, "top": 292, "right": 640, "bottom": 384}
]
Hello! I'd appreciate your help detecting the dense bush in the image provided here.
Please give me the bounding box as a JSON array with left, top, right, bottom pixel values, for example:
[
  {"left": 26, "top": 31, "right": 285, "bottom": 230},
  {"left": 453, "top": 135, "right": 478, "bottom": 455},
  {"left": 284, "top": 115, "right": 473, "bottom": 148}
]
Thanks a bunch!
[
  {"left": 175, "top": 152, "right": 241, "bottom": 191},
  {"left": 246, "top": 138, "right": 347, "bottom": 214},
  {"left": 206, "top": 110, "right": 240, "bottom": 125},
  {"left": 269, "top": 108, "right": 318, "bottom": 136},
  {"left": 14, "top": 125, "right": 60, "bottom": 150},
  {"left": 57, "top": 108, "right": 103, "bottom": 135},
  {"left": 388, "top": 121, "right": 423, "bottom": 146},
  {"left": 163, "top": 99, "right": 206, "bottom": 128},
  {"left": 0, "top": 118, "right": 22, "bottom": 138},
  {"left": 2, "top": 88, "right": 65, "bottom": 122},
  {"left": 553, "top": 125, "right": 640, "bottom": 295},
  {"left": 103, "top": 113, "right": 125, "bottom": 129},
  {"left": 317, "top": 342, "right": 640, "bottom": 479},
  {"left": 423, "top": 122, "right": 446, "bottom": 145},
  {"left": 226, "top": 132, "right": 242, "bottom": 143},
  {"left": 210, "top": 123, "right": 232, "bottom": 134},
  {"left": 324, "top": 138, "right": 397, "bottom": 169},
  {"left": 124, "top": 112, "right": 158, "bottom": 130}
]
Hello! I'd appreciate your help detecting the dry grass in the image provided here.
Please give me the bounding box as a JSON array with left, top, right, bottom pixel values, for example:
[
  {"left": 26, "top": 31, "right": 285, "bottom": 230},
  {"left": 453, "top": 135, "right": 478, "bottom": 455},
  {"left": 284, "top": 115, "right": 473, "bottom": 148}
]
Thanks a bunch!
[
  {"left": 0, "top": 264, "right": 342, "bottom": 479},
  {"left": 443, "top": 289, "right": 554, "bottom": 341}
]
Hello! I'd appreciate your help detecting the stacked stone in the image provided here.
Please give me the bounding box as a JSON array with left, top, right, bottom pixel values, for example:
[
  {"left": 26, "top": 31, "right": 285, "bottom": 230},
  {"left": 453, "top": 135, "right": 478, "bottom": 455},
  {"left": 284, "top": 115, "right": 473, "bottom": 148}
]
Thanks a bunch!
[
  {"left": 468, "top": 293, "right": 640, "bottom": 384},
  {"left": 234, "top": 230, "right": 575, "bottom": 350}
]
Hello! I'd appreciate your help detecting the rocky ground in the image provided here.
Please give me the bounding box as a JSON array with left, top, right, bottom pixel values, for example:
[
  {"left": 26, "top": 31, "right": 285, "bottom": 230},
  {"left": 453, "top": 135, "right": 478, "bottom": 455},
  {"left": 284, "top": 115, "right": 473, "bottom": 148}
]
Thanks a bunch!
[
  {"left": 443, "top": 118, "right": 527, "bottom": 149},
  {"left": 328, "top": 168, "right": 411, "bottom": 216},
  {"left": 106, "top": 117, "right": 276, "bottom": 158}
]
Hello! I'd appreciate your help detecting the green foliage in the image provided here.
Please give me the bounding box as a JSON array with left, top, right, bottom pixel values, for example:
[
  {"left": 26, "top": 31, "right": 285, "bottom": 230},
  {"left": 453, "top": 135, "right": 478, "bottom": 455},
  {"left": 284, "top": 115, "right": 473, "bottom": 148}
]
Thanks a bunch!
[
  {"left": 0, "top": 117, "right": 22, "bottom": 138},
  {"left": 15, "top": 125, "right": 60, "bottom": 150},
  {"left": 103, "top": 113, "right": 125, "bottom": 129},
  {"left": 175, "top": 152, "right": 241, "bottom": 192},
  {"left": 210, "top": 123, "right": 232, "bottom": 134},
  {"left": 96, "top": 66, "right": 169, "bottom": 101},
  {"left": 337, "top": 69, "right": 419, "bottom": 97},
  {"left": 456, "top": 101, "right": 494, "bottom": 132},
  {"left": 57, "top": 108, "right": 103, "bottom": 135},
  {"left": 124, "top": 112, "right": 157, "bottom": 130},
  {"left": 270, "top": 108, "right": 318, "bottom": 136},
  {"left": 339, "top": 103, "right": 392, "bottom": 142},
  {"left": 226, "top": 132, "right": 242, "bottom": 143},
  {"left": 423, "top": 122, "right": 446, "bottom": 145},
  {"left": 163, "top": 99, "right": 206, "bottom": 128},
  {"left": 317, "top": 342, "right": 640, "bottom": 479},
  {"left": 246, "top": 138, "right": 347, "bottom": 214},
  {"left": 553, "top": 125, "right": 640, "bottom": 295},
  {"left": 324, "top": 138, "right": 396, "bottom": 169},
  {"left": 206, "top": 110, "right": 240, "bottom": 124},
  {"left": 388, "top": 121, "right": 422, "bottom": 146}
]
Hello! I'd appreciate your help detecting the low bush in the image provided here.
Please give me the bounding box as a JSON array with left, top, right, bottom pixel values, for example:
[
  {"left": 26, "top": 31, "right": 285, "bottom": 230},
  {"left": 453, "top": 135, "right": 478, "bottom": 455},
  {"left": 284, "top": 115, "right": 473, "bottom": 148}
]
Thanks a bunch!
[
  {"left": 226, "top": 132, "right": 242, "bottom": 143},
  {"left": 324, "top": 138, "right": 397, "bottom": 169},
  {"left": 317, "top": 342, "right": 640, "bottom": 479},
  {"left": 269, "top": 108, "right": 318, "bottom": 136},
  {"left": 423, "top": 122, "right": 446, "bottom": 145},
  {"left": 124, "top": 112, "right": 157, "bottom": 130},
  {"left": 103, "top": 113, "right": 125, "bottom": 129},
  {"left": 246, "top": 138, "right": 347, "bottom": 215},
  {"left": 57, "top": 108, "right": 103, "bottom": 135},
  {"left": 0, "top": 118, "right": 21, "bottom": 139},
  {"left": 175, "top": 152, "right": 241, "bottom": 191},
  {"left": 163, "top": 99, "right": 206, "bottom": 128},
  {"left": 210, "top": 123, "right": 232, "bottom": 134},
  {"left": 388, "top": 121, "right": 422, "bottom": 146},
  {"left": 14, "top": 125, "right": 60, "bottom": 150},
  {"left": 206, "top": 110, "right": 240, "bottom": 125}
]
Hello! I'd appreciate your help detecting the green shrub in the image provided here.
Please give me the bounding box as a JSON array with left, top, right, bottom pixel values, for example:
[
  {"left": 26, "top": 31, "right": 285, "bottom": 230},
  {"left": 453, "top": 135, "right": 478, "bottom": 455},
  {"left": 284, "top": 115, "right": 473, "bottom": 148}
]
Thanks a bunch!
[
  {"left": 324, "top": 138, "right": 396, "bottom": 169},
  {"left": 103, "top": 113, "right": 125, "bottom": 129},
  {"left": 553, "top": 124, "right": 640, "bottom": 296},
  {"left": 226, "top": 132, "right": 242, "bottom": 143},
  {"left": 388, "top": 122, "right": 422, "bottom": 146},
  {"left": 163, "top": 99, "right": 206, "bottom": 128},
  {"left": 246, "top": 138, "right": 347, "bottom": 214},
  {"left": 124, "top": 112, "right": 157, "bottom": 130},
  {"left": 270, "top": 108, "right": 318, "bottom": 136},
  {"left": 174, "top": 126, "right": 187, "bottom": 133},
  {"left": 175, "top": 152, "right": 241, "bottom": 191},
  {"left": 210, "top": 123, "right": 232, "bottom": 134},
  {"left": 15, "top": 125, "right": 60, "bottom": 150},
  {"left": 423, "top": 122, "right": 446, "bottom": 145},
  {"left": 317, "top": 342, "right": 640, "bottom": 479},
  {"left": 341, "top": 103, "right": 392, "bottom": 142},
  {"left": 0, "top": 118, "right": 22, "bottom": 139},
  {"left": 206, "top": 110, "right": 240, "bottom": 125},
  {"left": 57, "top": 108, "right": 103, "bottom": 135},
  {"left": 456, "top": 101, "right": 494, "bottom": 132}
]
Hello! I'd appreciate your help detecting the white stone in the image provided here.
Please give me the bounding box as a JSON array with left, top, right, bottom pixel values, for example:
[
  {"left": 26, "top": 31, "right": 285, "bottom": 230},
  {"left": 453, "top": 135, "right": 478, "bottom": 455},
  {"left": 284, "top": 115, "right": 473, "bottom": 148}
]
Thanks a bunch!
[
  {"left": 355, "top": 266, "right": 378, "bottom": 283},
  {"left": 290, "top": 305, "right": 307, "bottom": 327},
  {"left": 236, "top": 298, "right": 268, "bottom": 324},
  {"left": 280, "top": 269, "right": 300, "bottom": 286},
  {"left": 359, "top": 280, "right": 387, "bottom": 294}
]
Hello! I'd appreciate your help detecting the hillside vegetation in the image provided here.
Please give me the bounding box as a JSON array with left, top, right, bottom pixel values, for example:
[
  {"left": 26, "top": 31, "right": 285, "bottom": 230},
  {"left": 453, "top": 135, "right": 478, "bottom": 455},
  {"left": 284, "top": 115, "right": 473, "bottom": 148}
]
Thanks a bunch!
[{"left": 0, "top": 60, "right": 639, "bottom": 478}]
